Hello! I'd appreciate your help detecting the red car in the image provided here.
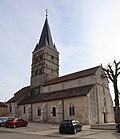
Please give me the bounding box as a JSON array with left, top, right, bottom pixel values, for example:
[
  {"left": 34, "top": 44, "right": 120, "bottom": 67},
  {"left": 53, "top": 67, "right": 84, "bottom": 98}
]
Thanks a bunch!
[{"left": 5, "top": 118, "right": 28, "bottom": 128}]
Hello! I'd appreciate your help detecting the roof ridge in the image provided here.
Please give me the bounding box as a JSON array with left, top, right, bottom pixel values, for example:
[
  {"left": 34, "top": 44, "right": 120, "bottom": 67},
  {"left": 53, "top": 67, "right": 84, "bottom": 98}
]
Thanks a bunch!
[
  {"left": 6, "top": 86, "right": 30, "bottom": 103},
  {"left": 14, "top": 86, "right": 30, "bottom": 95},
  {"left": 44, "top": 65, "right": 100, "bottom": 86},
  {"left": 60, "top": 65, "right": 100, "bottom": 78}
]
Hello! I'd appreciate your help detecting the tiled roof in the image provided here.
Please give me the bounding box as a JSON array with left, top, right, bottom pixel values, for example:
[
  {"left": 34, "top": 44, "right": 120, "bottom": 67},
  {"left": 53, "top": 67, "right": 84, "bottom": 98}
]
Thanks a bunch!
[
  {"left": 18, "top": 84, "right": 95, "bottom": 105},
  {"left": 44, "top": 66, "right": 100, "bottom": 86},
  {"left": 0, "top": 102, "right": 7, "bottom": 107},
  {"left": 6, "top": 86, "right": 30, "bottom": 103}
]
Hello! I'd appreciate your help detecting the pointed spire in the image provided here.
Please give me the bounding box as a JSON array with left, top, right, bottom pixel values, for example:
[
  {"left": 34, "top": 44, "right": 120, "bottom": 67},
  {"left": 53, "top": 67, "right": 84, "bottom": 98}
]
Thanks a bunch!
[
  {"left": 45, "top": 38, "right": 49, "bottom": 46},
  {"left": 34, "top": 10, "right": 57, "bottom": 51}
]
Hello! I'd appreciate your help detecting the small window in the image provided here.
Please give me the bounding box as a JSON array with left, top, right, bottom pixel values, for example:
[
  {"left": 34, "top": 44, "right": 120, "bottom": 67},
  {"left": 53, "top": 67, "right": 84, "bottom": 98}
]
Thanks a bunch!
[
  {"left": 52, "top": 106, "right": 56, "bottom": 117},
  {"left": 38, "top": 67, "right": 44, "bottom": 74},
  {"left": 34, "top": 88, "right": 39, "bottom": 95},
  {"left": 39, "top": 67, "right": 43, "bottom": 74},
  {"left": 10, "top": 107, "right": 12, "bottom": 113},
  {"left": 69, "top": 104, "right": 75, "bottom": 116},
  {"left": 23, "top": 106, "right": 26, "bottom": 114},
  {"left": 35, "top": 69, "right": 38, "bottom": 76},
  {"left": 104, "top": 98, "right": 107, "bottom": 106},
  {"left": 38, "top": 108, "right": 41, "bottom": 116},
  {"left": 51, "top": 55, "right": 54, "bottom": 60},
  {"left": 40, "top": 54, "right": 43, "bottom": 60}
]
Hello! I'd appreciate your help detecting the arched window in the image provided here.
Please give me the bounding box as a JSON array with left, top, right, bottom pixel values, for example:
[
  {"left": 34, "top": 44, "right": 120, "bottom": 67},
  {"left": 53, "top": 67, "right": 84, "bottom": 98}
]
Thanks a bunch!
[
  {"left": 39, "top": 67, "right": 44, "bottom": 74},
  {"left": 104, "top": 97, "right": 107, "bottom": 107},
  {"left": 40, "top": 54, "right": 44, "bottom": 60},
  {"left": 35, "top": 69, "right": 38, "bottom": 76},
  {"left": 37, "top": 108, "right": 41, "bottom": 116},
  {"left": 69, "top": 104, "right": 75, "bottom": 116},
  {"left": 52, "top": 106, "right": 56, "bottom": 117},
  {"left": 10, "top": 106, "right": 12, "bottom": 113},
  {"left": 23, "top": 106, "right": 26, "bottom": 114}
]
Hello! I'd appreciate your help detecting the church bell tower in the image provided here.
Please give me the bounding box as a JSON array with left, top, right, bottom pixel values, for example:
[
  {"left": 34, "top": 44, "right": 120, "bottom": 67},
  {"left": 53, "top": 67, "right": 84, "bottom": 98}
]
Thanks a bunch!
[{"left": 30, "top": 12, "right": 59, "bottom": 89}]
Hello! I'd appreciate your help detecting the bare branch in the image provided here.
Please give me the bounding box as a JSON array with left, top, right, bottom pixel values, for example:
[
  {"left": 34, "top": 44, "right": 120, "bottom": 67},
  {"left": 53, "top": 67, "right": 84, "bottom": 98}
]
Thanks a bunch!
[
  {"left": 113, "top": 60, "right": 120, "bottom": 67},
  {"left": 115, "top": 61, "right": 120, "bottom": 77},
  {"left": 108, "top": 65, "right": 114, "bottom": 75},
  {"left": 117, "top": 66, "right": 120, "bottom": 71},
  {"left": 117, "top": 71, "right": 120, "bottom": 76},
  {"left": 103, "top": 68, "right": 114, "bottom": 82}
]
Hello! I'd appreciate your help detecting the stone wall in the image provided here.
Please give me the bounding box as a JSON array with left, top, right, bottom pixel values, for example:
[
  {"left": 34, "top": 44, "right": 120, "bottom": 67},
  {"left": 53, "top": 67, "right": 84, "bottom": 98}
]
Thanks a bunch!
[
  {"left": 43, "top": 75, "right": 96, "bottom": 93},
  {"left": 0, "top": 107, "right": 7, "bottom": 116}
]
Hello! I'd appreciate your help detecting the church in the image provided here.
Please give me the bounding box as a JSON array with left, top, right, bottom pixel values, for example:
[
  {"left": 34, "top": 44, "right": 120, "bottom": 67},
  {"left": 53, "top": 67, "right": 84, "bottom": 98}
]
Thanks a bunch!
[{"left": 6, "top": 14, "right": 115, "bottom": 125}]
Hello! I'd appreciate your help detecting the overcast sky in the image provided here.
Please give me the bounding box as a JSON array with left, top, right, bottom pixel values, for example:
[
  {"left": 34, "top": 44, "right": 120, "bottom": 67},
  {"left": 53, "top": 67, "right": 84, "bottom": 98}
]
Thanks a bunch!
[{"left": 0, "top": 0, "right": 120, "bottom": 101}]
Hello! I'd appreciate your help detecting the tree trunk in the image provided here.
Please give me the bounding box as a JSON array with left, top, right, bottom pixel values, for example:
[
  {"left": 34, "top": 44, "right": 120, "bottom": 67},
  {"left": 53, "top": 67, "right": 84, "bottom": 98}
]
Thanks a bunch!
[{"left": 114, "top": 81, "right": 120, "bottom": 123}]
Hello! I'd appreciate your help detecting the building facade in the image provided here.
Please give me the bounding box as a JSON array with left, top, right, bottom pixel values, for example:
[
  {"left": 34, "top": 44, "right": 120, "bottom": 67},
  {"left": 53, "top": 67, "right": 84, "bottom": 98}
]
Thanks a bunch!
[
  {"left": 7, "top": 86, "right": 30, "bottom": 117},
  {"left": 7, "top": 15, "right": 115, "bottom": 125},
  {"left": 0, "top": 102, "right": 7, "bottom": 116}
]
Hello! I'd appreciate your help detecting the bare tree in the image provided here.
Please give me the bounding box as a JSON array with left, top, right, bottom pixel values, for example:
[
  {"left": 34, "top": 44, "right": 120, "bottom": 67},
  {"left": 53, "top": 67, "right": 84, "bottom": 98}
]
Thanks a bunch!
[{"left": 103, "top": 60, "right": 120, "bottom": 123}]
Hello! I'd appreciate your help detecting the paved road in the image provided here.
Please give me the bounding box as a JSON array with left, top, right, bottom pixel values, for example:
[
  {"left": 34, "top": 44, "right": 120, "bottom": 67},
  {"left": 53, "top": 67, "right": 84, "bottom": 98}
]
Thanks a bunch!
[
  {"left": 0, "top": 122, "right": 120, "bottom": 139},
  {"left": 0, "top": 130, "right": 46, "bottom": 139}
]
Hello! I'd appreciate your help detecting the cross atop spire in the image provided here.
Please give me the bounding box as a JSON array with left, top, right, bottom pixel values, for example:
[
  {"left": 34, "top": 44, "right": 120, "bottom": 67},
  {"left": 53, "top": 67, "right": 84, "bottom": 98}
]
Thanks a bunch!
[
  {"left": 45, "top": 9, "right": 48, "bottom": 18},
  {"left": 34, "top": 11, "right": 57, "bottom": 52}
]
